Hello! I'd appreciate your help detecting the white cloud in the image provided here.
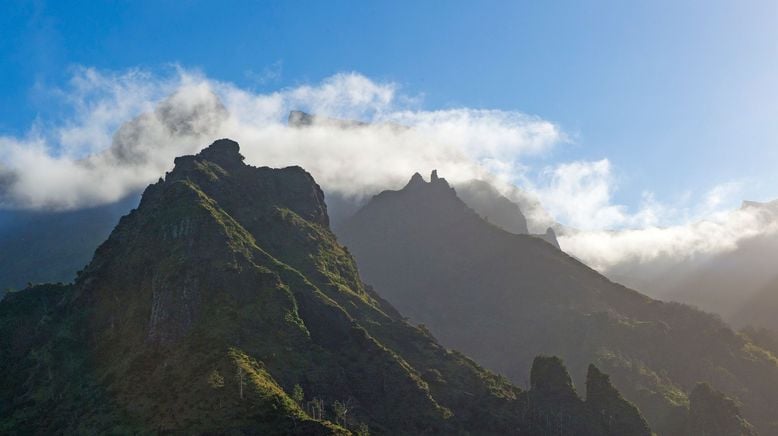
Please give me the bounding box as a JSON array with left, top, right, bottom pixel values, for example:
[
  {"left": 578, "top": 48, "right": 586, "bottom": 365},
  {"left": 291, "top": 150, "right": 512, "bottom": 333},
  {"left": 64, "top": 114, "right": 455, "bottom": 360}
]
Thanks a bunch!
[
  {"left": 557, "top": 185, "right": 778, "bottom": 272},
  {"left": 3, "top": 65, "right": 778, "bottom": 289},
  {"left": 0, "top": 67, "right": 562, "bottom": 210},
  {"left": 529, "top": 159, "right": 629, "bottom": 230}
]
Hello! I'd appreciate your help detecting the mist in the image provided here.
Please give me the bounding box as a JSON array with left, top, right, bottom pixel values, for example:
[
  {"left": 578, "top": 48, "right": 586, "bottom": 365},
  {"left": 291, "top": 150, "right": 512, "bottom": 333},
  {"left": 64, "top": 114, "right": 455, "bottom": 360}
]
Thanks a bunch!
[
  {"left": 2, "top": 66, "right": 778, "bottom": 297},
  {"left": 0, "top": 67, "right": 561, "bottom": 210}
]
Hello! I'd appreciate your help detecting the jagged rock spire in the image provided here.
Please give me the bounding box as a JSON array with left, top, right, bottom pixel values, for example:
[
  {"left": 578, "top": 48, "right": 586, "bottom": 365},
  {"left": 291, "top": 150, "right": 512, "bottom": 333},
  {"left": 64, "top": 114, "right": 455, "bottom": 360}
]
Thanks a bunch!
[
  {"left": 407, "top": 172, "right": 426, "bottom": 188},
  {"left": 530, "top": 355, "right": 576, "bottom": 397},
  {"left": 586, "top": 364, "right": 651, "bottom": 436}
]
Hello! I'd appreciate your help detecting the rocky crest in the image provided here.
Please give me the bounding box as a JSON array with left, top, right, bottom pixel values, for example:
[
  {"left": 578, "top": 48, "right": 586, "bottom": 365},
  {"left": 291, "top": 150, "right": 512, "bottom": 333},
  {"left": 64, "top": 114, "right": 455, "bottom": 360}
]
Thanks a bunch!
[
  {"left": 686, "top": 383, "right": 757, "bottom": 436},
  {"left": 585, "top": 365, "right": 651, "bottom": 436},
  {"left": 338, "top": 169, "right": 775, "bottom": 435},
  {"left": 524, "top": 357, "right": 650, "bottom": 436},
  {"left": 0, "top": 139, "right": 649, "bottom": 435}
]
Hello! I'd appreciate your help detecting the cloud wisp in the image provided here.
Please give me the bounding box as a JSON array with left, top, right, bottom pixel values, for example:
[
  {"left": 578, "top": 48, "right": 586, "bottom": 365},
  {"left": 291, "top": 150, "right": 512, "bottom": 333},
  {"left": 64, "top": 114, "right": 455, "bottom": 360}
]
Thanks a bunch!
[
  {"left": 0, "top": 67, "right": 562, "bottom": 210},
  {"left": 1, "top": 65, "right": 777, "bottom": 281},
  {"left": 559, "top": 200, "right": 778, "bottom": 272}
]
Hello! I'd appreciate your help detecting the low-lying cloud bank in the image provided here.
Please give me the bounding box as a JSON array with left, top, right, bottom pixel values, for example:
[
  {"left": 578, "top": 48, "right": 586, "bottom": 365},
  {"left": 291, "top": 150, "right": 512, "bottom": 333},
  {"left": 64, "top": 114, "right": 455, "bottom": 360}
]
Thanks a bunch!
[
  {"left": 1, "top": 66, "right": 777, "bottom": 281},
  {"left": 0, "top": 67, "right": 561, "bottom": 210},
  {"left": 559, "top": 201, "right": 778, "bottom": 272}
]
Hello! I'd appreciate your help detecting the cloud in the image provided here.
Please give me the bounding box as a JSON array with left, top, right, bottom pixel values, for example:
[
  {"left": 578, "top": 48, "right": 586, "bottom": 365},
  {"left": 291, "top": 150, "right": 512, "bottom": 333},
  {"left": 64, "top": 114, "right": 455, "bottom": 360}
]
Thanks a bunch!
[
  {"left": 0, "top": 68, "right": 226, "bottom": 209},
  {"left": 530, "top": 159, "right": 630, "bottom": 230},
  {"left": 557, "top": 189, "right": 778, "bottom": 272},
  {"left": 496, "top": 157, "right": 778, "bottom": 277},
  {"left": 2, "top": 65, "right": 777, "bottom": 286},
  {"left": 0, "top": 66, "right": 563, "bottom": 210}
]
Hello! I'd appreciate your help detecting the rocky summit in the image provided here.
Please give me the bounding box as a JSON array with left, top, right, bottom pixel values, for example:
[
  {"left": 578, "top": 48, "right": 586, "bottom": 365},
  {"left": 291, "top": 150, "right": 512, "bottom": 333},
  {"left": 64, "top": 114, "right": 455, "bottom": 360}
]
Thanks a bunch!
[
  {"left": 338, "top": 170, "right": 778, "bottom": 435},
  {"left": 0, "top": 139, "right": 649, "bottom": 435}
]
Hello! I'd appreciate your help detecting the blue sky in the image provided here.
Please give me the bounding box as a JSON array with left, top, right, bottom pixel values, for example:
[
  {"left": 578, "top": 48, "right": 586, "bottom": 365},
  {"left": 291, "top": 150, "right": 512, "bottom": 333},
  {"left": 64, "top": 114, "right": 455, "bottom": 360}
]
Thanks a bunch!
[{"left": 1, "top": 0, "right": 777, "bottom": 213}]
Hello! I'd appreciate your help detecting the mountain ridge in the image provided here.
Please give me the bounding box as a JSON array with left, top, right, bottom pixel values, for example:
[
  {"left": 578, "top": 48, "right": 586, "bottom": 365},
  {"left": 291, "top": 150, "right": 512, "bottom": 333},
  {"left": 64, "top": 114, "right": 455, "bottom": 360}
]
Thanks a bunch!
[
  {"left": 338, "top": 170, "right": 778, "bottom": 435},
  {"left": 0, "top": 139, "right": 650, "bottom": 435}
]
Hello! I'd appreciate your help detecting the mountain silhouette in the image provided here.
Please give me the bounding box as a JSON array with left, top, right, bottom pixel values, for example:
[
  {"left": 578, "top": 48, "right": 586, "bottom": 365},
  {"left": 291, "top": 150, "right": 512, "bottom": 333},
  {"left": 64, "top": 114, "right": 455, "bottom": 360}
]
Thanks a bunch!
[
  {"left": 338, "top": 171, "right": 778, "bottom": 434},
  {"left": 0, "top": 140, "right": 649, "bottom": 435}
]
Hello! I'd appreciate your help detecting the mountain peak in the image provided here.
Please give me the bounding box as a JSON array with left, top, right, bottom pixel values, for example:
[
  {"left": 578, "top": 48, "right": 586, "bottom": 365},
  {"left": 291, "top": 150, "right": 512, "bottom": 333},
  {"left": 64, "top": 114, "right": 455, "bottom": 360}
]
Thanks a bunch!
[
  {"left": 537, "top": 227, "right": 560, "bottom": 249},
  {"left": 429, "top": 169, "right": 450, "bottom": 187},
  {"left": 401, "top": 170, "right": 452, "bottom": 193},
  {"left": 454, "top": 179, "right": 530, "bottom": 234},
  {"left": 406, "top": 172, "right": 426, "bottom": 188},
  {"left": 197, "top": 137, "right": 244, "bottom": 164},
  {"left": 288, "top": 110, "right": 314, "bottom": 127},
  {"left": 586, "top": 364, "right": 651, "bottom": 435},
  {"left": 171, "top": 138, "right": 245, "bottom": 173},
  {"left": 4, "top": 139, "right": 647, "bottom": 434},
  {"left": 530, "top": 355, "right": 576, "bottom": 397},
  {"left": 287, "top": 110, "right": 367, "bottom": 129}
]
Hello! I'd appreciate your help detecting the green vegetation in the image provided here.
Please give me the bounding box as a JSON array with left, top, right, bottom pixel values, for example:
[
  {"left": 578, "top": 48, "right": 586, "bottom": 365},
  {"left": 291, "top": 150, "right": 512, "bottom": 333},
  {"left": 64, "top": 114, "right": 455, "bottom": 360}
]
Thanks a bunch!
[{"left": 0, "top": 139, "right": 650, "bottom": 434}]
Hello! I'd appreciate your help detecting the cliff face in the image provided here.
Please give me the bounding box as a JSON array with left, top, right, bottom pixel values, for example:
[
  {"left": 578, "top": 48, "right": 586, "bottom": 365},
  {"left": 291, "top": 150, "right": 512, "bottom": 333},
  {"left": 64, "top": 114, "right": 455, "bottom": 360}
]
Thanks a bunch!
[
  {"left": 585, "top": 365, "right": 651, "bottom": 436},
  {"left": 525, "top": 357, "right": 650, "bottom": 436},
  {"left": 338, "top": 171, "right": 778, "bottom": 434},
  {"left": 0, "top": 139, "right": 648, "bottom": 435},
  {"left": 455, "top": 179, "right": 530, "bottom": 235},
  {"left": 686, "top": 383, "right": 757, "bottom": 436}
]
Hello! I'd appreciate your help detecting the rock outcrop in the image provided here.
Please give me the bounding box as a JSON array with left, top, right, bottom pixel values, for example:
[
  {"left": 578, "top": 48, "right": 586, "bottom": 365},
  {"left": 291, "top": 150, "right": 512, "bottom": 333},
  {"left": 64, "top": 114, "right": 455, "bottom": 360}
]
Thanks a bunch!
[
  {"left": 338, "top": 170, "right": 774, "bottom": 434},
  {"left": 686, "top": 383, "right": 757, "bottom": 436},
  {"left": 0, "top": 139, "right": 645, "bottom": 435},
  {"left": 585, "top": 364, "right": 651, "bottom": 436},
  {"left": 524, "top": 357, "right": 650, "bottom": 436}
]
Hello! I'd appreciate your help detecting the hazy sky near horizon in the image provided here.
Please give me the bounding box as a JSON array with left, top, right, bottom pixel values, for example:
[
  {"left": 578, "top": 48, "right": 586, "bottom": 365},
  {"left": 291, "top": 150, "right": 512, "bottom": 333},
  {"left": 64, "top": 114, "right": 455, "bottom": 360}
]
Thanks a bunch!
[{"left": 1, "top": 0, "right": 777, "bottom": 217}]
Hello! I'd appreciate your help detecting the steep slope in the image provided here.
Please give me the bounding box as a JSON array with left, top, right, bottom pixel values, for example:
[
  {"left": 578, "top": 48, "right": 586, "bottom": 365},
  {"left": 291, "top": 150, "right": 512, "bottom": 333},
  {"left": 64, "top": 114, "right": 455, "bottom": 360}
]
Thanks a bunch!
[
  {"left": 0, "top": 140, "right": 648, "bottom": 435},
  {"left": 0, "top": 196, "right": 137, "bottom": 291},
  {"left": 604, "top": 199, "right": 778, "bottom": 332},
  {"left": 686, "top": 383, "right": 757, "bottom": 436},
  {"left": 733, "top": 274, "right": 778, "bottom": 333},
  {"left": 455, "top": 179, "right": 529, "bottom": 235},
  {"left": 0, "top": 86, "right": 228, "bottom": 293},
  {"left": 338, "top": 171, "right": 778, "bottom": 435},
  {"left": 454, "top": 178, "right": 559, "bottom": 248}
]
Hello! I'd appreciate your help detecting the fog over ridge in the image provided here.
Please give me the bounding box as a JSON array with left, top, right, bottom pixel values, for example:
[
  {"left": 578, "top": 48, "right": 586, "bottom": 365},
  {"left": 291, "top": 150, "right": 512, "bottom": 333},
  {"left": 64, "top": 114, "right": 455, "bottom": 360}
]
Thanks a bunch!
[{"left": 1, "top": 66, "right": 776, "bottom": 283}]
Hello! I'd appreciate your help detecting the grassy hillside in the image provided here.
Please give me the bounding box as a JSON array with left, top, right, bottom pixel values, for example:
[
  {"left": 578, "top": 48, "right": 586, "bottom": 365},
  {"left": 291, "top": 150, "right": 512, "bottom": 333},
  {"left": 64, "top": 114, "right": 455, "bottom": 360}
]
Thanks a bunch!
[{"left": 0, "top": 139, "right": 650, "bottom": 435}]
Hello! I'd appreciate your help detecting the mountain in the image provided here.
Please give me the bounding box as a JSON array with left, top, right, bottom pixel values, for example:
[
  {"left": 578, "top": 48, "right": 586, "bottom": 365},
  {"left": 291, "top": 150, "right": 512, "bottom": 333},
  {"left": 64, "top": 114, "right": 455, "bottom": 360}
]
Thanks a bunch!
[
  {"left": 686, "top": 383, "right": 756, "bottom": 436},
  {"left": 0, "top": 87, "right": 230, "bottom": 293},
  {"left": 338, "top": 171, "right": 778, "bottom": 435},
  {"left": 454, "top": 178, "right": 559, "bottom": 248},
  {"left": 735, "top": 276, "right": 778, "bottom": 333},
  {"left": 604, "top": 200, "right": 778, "bottom": 333},
  {"left": 0, "top": 139, "right": 649, "bottom": 435},
  {"left": 0, "top": 196, "right": 138, "bottom": 292},
  {"left": 454, "top": 179, "right": 529, "bottom": 234},
  {"left": 0, "top": 110, "right": 557, "bottom": 294}
]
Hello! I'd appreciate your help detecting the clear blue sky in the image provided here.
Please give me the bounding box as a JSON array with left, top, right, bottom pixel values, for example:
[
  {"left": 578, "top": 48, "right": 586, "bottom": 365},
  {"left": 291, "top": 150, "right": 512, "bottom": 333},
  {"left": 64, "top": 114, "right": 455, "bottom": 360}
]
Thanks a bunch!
[{"left": 1, "top": 0, "right": 777, "bottom": 209}]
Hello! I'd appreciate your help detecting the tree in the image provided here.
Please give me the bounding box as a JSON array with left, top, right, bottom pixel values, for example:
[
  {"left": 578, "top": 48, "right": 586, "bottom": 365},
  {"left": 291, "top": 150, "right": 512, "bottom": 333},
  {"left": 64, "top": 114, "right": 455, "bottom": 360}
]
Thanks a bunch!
[
  {"left": 208, "top": 369, "right": 225, "bottom": 408},
  {"left": 235, "top": 366, "right": 246, "bottom": 400},
  {"left": 208, "top": 369, "right": 225, "bottom": 389},
  {"left": 292, "top": 384, "right": 304, "bottom": 405},
  {"left": 355, "top": 422, "right": 370, "bottom": 436},
  {"left": 332, "top": 399, "right": 351, "bottom": 426},
  {"left": 307, "top": 398, "right": 325, "bottom": 420}
]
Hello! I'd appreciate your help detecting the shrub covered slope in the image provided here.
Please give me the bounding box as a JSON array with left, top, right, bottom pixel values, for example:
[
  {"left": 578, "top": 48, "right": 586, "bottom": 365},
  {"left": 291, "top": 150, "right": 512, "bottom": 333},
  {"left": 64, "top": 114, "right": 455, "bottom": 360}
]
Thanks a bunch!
[{"left": 0, "top": 139, "right": 650, "bottom": 435}]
